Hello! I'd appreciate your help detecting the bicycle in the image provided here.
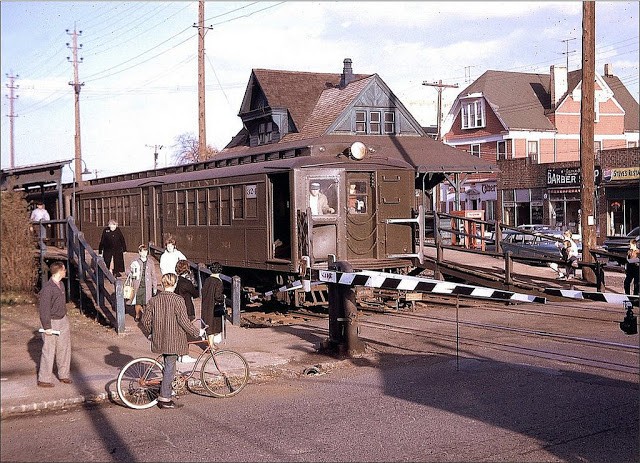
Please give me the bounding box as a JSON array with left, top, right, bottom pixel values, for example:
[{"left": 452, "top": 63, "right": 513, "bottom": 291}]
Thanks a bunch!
[{"left": 116, "top": 320, "right": 249, "bottom": 410}]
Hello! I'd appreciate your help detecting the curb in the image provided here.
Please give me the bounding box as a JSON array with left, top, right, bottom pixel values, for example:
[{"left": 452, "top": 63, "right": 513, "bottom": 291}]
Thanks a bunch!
[{"left": 1, "top": 391, "right": 117, "bottom": 420}]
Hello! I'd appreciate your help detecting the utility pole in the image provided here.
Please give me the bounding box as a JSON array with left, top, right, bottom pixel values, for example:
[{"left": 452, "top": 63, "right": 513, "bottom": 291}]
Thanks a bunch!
[
  {"left": 146, "top": 144, "right": 163, "bottom": 170},
  {"left": 5, "top": 72, "right": 19, "bottom": 168},
  {"left": 193, "top": 0, "right": 213, "bottom": 161},
  {"left": 580, "top": 1, "right": 596, "bottom": 283},
  {"left": 422, "top": 80, "right": 459, "bottom": 141},
  {"left": 561, "top": 37, "right": 577, "bottom": 70},
  {"left": 67, "top": 25, "right": 84, "bottom": 186}
]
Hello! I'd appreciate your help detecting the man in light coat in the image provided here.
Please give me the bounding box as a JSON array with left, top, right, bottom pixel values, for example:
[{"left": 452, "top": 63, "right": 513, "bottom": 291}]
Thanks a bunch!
[{"left": 141, "top": 273, "right": 202, "bottom": 409}]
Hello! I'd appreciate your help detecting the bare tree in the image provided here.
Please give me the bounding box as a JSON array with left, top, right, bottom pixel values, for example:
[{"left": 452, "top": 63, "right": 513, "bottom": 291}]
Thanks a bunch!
[{"left": 171, "top": 132, "right": 218, "bottom": 165}]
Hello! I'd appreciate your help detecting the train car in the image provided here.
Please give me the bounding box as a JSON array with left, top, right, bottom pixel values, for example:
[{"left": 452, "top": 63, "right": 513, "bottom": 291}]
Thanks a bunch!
[{"left": 75, "top": 61, "right": 495, "bottom": 295}]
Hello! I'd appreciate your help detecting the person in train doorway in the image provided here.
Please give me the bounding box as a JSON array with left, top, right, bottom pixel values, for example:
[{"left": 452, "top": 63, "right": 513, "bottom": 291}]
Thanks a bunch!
[
  {"left": 202, "top": 262, "right": 225, "bottom": 348},
  {"left": 160, "top": 236, "right": 187, "bottom": 276},
  {"left": 141, "top": 272, "right": 204, "bottom": 409},
  {"left": 624, "top": 238, "right": 639, "bottom": 295},
  {"left": 128, "top": 244, "right": 158, "bottom": 322},
  {"left": 98, "top": 219, "right": 127, "bottom": 277},
  {"left": 309, "top": 182, "right": 334, "bottom": 215},
  {"left": 175, "top": 259, "right": 199, "bottom": 322}
]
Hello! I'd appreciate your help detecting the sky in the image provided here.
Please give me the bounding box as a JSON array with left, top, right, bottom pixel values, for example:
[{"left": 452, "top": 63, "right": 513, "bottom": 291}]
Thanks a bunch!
[{"left": 1, "top": 1, "right": 638, "bottom": 182}]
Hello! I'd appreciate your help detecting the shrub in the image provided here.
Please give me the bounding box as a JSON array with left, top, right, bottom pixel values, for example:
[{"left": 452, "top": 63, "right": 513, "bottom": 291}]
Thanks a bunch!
[{"left": 1, "top": 191, "right": 38, "bottom": 293}]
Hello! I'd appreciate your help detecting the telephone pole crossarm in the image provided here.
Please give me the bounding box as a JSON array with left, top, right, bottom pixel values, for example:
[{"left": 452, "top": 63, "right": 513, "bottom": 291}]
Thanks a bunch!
[{"left": 422, "top": 80, "right": 459, "bottom": 140}]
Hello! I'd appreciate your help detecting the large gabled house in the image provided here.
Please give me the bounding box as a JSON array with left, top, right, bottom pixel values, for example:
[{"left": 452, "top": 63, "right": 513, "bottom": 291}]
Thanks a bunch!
[
  {"left": 439, "top": 64, "right": 639, "bottom": 236},
  {"left": 221, "top": 58, "right": 495, "bottom": 182}
]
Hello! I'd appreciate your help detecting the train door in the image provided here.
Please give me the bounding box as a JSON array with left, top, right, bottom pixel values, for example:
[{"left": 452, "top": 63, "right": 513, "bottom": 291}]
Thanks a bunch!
[
  {"left": 269, "top": 173, "right": 291, "bottom": 259},
  {"left": 143, "top": 185, "right": 163, "bottom": 247},
  {"left": 346, "top": 172, "right": 377, "bottom": 260}
]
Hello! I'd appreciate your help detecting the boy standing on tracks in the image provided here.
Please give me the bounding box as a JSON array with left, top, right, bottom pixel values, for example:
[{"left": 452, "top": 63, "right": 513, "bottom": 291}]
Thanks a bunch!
[{"left": 141, "top": 273, "right": 203, "bottom": 409}]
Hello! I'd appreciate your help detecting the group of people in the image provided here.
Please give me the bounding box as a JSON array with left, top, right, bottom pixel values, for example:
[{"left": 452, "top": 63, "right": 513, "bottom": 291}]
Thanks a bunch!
[{"left": 37, "top": 232, "right": 227, "bottom": 410}]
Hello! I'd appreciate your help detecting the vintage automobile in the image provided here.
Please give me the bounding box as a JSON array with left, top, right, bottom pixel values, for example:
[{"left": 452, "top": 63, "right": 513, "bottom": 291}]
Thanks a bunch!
[
  {"left": 602, "top": 226, "right": 639, "bottom": 255},
  {"left": 499, "top": 228, "right": 582, "bottom": 262}
]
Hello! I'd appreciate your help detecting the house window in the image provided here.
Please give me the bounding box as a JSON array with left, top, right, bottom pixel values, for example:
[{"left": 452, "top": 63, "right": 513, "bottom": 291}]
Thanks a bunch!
[
  {"left": 258, "top": 121, "right": 273, "bottom": 144},
  {"left": 384, "top": 111, "right": 395, "bottom": 134},
  {"left": 370, "top": 111, "right": 381, "bottom": 134},
  {"left": 355, "top": 111, "right": 367, "bottom": 134},
  {"left": 470, "top": 144, "right": 480, "bottom": 157},
  {"left": 527, "top": 141, "right": 539, "bottom": 163},
  {"left": 628, "top": 141, "right": 638, "bottom": 148},
  {"left": 461, "top": 99, "right": 485, "bottom": 129},
  {"left": 497, "top": 141, "right": 507, "bottom": 160}
]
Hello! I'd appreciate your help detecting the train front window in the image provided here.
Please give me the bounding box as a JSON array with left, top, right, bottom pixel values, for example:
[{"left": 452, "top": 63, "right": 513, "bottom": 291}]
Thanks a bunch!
[
  {"left": 348, "top": 181, "right": 368, "bottom": 214},
  {"left": 308, "top": 180, "right": 337, "bottom": 216}
]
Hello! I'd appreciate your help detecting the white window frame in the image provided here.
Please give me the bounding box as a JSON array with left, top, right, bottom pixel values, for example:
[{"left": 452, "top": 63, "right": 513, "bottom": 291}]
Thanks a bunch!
[
  {"left": 497, "top": 141, "right": 507, "bottom": 160},
  {"left": 384, "top": 111, "right": 395, "bottom": 134},
  {"left": 470, "top": 144, "right": 480, "bottom": 157},
  {"left": 527, "top": 140, "right": 539, "bottom": 163},
  {"left": 355, "top": 110, "right": 367, "bottom": 134},
  {"left": 369, "top": 111, "right": 381, "bottom": 134},
  {"left": 461, "top": 98, "right": 486, "bottom": 129}
]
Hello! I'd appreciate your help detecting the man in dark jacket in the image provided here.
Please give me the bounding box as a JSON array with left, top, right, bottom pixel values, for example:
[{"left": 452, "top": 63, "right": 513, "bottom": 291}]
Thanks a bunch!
[
  {"left": 142, "top": 273, "right": 202, "bottom": 409},
  {"left": 37, "top": 261, "right": 72, "bottom": 387},
  {"left": 98, "top": 219, "right": 127, "bottom": 276}
]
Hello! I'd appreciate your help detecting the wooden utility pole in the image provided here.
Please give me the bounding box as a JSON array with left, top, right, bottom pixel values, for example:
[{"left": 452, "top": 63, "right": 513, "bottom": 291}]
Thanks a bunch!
[
  {"left": 561, "top": 37, "right": 577, "bottom": 70},
  {"left": 193, "top": 1, "right": 212, "bottom": 161},
  {"left": 5, "top": 72, "right": 19, "bottom": 168},
  {"left": 146, "top": 144, "right": 163, "bottom": 170},
  {"left": 580, "top": 1, "right": 596, "bottom": 283},
  {"left": 67, "top": 26, "right": 84, "bottom": 186},
  {"left": 422, "top": 79, "right": 459, "bottom": 140}
]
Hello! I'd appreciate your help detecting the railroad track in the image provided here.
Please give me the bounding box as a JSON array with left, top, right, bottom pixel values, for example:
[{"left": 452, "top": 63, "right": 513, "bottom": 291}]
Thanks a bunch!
[{"left": 284, "top": 297, "right": 639, "bottom": 378}]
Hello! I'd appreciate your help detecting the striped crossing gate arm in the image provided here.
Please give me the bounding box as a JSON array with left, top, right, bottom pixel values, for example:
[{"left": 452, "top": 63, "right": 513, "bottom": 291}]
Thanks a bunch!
[
  {"left": 544, "top": 288, "right": 639, "bottom": 305},
  {"left": 316, "top": 269, "right": 546, "bottom": 304}
]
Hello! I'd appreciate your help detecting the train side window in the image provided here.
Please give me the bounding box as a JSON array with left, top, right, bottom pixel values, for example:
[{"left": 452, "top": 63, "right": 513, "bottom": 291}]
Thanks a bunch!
[
  {"left": 208, "top": 187, "right": 219, "bottom": 225},
  {"left": 220, "top": 187, "right": 231, "bottom": 225},
  {"left": 197, "top": 188, "right": 207, "bottom": 226},
  {"left": 308, "top": 179, "right": 337, "bottom": 216},
  {"left": 165, "top": 191, "right": 176, "bottom": 225},
  {"left": 177, "top": 190, "right": 187, "bottom": 226},
  {"left": 232, "top": 185, "right": 244, "bottom": 219},
  {"left": 348, "top": 182, "right": 368, "bottom": 214},
  {"left": 186, "top": 190, "right": 196, "bottom": 226}
]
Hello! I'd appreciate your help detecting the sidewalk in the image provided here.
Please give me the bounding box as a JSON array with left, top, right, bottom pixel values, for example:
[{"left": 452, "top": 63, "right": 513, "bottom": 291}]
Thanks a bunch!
[{"left": 0, "top": 301, "right": 344, "bottom": 419}]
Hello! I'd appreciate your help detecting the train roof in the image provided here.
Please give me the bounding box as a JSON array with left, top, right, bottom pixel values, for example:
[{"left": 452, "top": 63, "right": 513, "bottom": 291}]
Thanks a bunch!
[{"left": 81, "top": 133, "right": 496, "bottom": 193}]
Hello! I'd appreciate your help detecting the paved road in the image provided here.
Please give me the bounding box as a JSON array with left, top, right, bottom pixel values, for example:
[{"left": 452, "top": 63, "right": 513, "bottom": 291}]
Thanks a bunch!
[{"left": 2, "top": 298, "right": 638, "bottom": 462}]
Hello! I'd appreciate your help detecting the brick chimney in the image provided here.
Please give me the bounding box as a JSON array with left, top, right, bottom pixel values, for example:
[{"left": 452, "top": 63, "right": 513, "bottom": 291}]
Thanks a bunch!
[
  {"left": 549, "top": 65, "right": 568, "bottom": 107},
  {"left": 604, "top": 63, "right": 613, "bottom": 77},
  {"left": 340, "top": 58, "right": 354, "bottom": 88}
]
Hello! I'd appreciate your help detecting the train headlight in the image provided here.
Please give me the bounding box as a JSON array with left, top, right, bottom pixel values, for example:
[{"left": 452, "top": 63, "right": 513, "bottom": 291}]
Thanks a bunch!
[{"left": 350, "top": 141, "right": 367, "bottom": 160}]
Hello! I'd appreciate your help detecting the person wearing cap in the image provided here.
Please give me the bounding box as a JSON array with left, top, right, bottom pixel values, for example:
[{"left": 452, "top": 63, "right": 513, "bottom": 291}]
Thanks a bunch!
[
  {"left": 309, "top": 182, "right": 334, "bottom": 215},
  {"left": 201, "top": 262, "right": 225, "bottom": 346},
  {"left": 29, "top": 200, "right": 51, "bottom": 238}
]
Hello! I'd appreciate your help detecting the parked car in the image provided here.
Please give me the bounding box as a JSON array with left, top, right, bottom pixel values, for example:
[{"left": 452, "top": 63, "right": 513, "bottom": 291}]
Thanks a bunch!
[
  {"left": 499, "top": 229, "right": 582, "bottom": 262},
  {"left": 602, "top": 226, "right": 640, "bottom": 255}
]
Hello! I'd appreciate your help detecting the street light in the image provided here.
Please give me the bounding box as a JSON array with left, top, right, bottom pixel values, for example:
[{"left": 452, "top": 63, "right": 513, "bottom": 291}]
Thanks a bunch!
[{"left": 67, "top": 159, "right": 91, "bottom": 218}]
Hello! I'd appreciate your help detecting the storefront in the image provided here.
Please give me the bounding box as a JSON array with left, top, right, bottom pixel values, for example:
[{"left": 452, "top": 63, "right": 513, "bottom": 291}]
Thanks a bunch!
[
  {"left": 444, "top": 179, "right": 497, "bottom": 220},
  {"left": 601, "top": 166, "right": 639, "bottom": 236},
  {"left": 546, "top": 166, "right": 582, "bottom": 231}
]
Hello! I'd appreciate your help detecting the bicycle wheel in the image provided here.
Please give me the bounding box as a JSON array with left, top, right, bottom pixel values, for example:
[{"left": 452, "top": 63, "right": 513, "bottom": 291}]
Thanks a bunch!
[
  {"left": 201, "top": 350, "right": 249, "bottom": 398},
  {"left": 117, "top": 357, "right": 163, "bottom": 409}
]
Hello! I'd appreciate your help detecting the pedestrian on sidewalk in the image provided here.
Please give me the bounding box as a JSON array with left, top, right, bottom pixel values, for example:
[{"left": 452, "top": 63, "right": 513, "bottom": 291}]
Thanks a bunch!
[
  {"left": 554, "top": 230, "right": 579, "bottom": 280},
  {"left": 624, "top": 239, "right": 639, "bottom": 295},
  {"left": 128, "top": 244, "right": 158, "bottom": 321},
  {"left": 37, "top": 261, "right": 73, "bottom": 388},
  {"left": 159, "top": 236, "right": 186, "bottom": 276},
  {"left": 98, "top": 219, "right": 127, "bottom": 277},
  {"left": 141, "top": 273, "right": 203, "bottom": 409},
  {"left": 175, "top": 259, "right": 199, "bottom": 321},
  {"left": 202, "top": 262, "right": 225, "bottom": 346}
]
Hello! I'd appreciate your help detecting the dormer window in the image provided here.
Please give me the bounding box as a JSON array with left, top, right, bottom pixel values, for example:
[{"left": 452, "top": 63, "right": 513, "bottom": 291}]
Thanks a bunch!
[
  {"left": 258, "top": 121, "right": 273, "bottom": 144},
  {"left": 461, "top": 98, "right": 486, "bottom": 129}
]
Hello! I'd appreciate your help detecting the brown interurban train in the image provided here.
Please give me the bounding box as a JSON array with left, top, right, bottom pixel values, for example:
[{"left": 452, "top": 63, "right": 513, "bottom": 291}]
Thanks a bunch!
[{"left": 75, "top": 134, "right": 493, "bottom": 296}]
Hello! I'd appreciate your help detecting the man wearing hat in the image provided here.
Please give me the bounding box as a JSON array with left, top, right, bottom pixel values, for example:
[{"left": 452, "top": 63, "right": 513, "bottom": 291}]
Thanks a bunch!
[{"left": 309, "top": 182, "right": 334, "bottom": 215}]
